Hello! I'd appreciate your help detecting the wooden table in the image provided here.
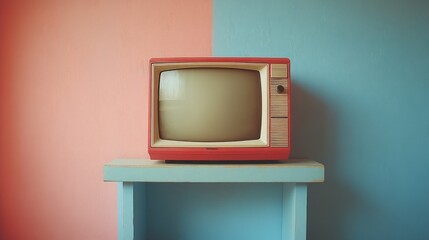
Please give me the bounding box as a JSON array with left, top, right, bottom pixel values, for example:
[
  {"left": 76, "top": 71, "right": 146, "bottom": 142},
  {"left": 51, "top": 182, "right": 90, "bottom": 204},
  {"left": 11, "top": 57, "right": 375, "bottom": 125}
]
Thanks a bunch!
[{"left": 104, "top": 159, "right": 324, "bottom": 240}]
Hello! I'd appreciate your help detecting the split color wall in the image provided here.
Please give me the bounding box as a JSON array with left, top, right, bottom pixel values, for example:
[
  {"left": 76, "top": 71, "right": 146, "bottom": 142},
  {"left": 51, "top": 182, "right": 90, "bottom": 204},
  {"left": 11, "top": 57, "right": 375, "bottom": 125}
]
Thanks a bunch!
[{"left": 1, "top": 1, "right": 428, "bottom": 240}]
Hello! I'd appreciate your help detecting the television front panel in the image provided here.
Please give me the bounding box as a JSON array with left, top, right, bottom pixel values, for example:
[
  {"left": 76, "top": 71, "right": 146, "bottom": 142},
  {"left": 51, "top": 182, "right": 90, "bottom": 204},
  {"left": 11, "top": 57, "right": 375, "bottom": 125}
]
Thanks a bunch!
[{"left": 148, "top": 57, "right": 290, "bottom": 161}]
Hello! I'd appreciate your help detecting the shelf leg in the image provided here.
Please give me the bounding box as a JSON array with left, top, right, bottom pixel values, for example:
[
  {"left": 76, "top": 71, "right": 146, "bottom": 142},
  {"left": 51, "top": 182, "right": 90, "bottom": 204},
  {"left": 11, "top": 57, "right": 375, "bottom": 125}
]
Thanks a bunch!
[
  {"left": 118, "top": 182, "right": 146, "bottom": 240},
  {"left": 282, "top": 183, "right": 308, "bottom": 240}
]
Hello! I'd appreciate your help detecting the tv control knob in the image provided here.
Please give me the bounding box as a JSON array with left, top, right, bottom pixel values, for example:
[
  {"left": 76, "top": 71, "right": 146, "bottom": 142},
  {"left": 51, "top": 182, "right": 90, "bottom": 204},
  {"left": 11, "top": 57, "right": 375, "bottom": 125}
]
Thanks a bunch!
[{"left": 276, "top": 85, "right": 285, "bottom": 93}]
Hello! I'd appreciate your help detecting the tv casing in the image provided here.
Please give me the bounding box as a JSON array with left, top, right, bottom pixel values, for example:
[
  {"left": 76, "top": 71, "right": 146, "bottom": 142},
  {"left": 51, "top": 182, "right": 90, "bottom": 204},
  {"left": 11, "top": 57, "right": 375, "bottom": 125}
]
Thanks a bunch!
[{"left": 148, "top": 57, "right": 291, "bottom": 161}]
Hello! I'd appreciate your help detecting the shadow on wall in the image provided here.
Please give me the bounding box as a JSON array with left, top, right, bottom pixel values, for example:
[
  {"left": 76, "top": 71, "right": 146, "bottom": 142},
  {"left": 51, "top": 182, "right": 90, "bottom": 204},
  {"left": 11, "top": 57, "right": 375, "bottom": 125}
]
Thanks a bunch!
[{"left": 290, "top": 81, "right": 373, "bottom": 239}]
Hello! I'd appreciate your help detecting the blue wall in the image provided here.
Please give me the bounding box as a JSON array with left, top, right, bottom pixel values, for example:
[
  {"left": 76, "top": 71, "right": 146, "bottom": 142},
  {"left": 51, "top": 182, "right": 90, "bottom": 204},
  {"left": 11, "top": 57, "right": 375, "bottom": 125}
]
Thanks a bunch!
[
  {"left": 213, "top": 0, "right": 429, "bottom": 239},
  {"left": 146, "top": 183, "right": 284, "bottom": 240}
]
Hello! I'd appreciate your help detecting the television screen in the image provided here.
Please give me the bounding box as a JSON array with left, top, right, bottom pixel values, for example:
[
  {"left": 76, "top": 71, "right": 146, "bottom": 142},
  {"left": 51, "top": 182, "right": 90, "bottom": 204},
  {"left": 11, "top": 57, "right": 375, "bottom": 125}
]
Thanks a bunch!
[{"left": 158, "top": 68, "right": 262, "bottom": 142}]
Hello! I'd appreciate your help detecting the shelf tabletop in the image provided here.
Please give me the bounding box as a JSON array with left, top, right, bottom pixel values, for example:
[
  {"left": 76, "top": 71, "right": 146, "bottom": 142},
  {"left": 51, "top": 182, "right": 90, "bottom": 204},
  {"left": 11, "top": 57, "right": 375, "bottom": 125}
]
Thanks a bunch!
[{"left": 104, "top": 159, "right": 324, "bottom": 183}]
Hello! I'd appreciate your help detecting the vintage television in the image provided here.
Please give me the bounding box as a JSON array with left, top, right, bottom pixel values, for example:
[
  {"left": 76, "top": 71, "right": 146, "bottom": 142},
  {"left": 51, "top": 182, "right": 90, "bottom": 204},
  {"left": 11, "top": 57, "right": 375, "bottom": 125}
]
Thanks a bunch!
[{"left": 148, "top": 57, "right": 291, "bottom": 161}]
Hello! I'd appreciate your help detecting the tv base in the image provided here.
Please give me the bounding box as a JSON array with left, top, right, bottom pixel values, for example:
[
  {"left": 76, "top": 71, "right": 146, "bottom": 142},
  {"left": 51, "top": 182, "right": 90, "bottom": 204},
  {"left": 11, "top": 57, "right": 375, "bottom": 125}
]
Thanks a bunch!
[
  {"left": 164, "top": 160, "right": 282, "bottom": 164},
  {"left": 149, "top": 148, "right": 290, "bottom": 161}
]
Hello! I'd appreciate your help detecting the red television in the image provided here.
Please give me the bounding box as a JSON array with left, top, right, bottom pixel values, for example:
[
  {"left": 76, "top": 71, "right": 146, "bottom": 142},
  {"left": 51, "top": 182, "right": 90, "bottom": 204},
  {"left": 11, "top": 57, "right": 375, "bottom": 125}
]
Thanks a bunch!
[{"left": 148, "top": 57, "right": 291, "bottom": 161}]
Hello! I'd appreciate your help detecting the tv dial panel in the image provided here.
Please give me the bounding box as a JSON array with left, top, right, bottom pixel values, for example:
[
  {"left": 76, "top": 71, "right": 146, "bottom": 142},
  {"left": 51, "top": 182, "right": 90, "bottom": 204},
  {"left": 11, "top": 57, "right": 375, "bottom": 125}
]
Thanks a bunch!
[{"left": 270, "top": 64, "right": 289, "bottom": 147}]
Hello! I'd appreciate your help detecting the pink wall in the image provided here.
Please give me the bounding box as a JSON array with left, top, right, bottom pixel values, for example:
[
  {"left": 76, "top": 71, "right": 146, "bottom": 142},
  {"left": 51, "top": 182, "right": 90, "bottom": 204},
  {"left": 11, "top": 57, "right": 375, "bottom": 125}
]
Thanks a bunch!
[{"left": 0, "top": 1, "right": 211, "bottom": 239}]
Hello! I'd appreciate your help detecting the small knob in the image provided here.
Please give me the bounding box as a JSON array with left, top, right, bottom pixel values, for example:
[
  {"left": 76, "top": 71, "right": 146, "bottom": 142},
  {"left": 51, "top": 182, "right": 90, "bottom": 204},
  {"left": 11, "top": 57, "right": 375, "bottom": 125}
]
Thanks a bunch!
[{"left": 276, "top": 85, "right": 285, "bottom": 93}]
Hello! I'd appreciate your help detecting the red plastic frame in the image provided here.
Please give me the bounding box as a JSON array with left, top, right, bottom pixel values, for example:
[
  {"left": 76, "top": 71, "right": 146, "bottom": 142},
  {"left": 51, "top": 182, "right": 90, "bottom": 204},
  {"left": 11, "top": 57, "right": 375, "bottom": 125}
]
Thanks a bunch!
[{"left": 148, "top": 57, "right": 291, "bottom": 161}]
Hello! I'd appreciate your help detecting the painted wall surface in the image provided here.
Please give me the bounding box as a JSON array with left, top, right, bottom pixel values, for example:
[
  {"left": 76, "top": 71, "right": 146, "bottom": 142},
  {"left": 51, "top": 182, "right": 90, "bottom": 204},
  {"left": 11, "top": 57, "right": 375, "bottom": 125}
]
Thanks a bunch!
[
  {"left": 213, "top": 0, "right": 429, "bottom": 239},
  {"left": 0, "top": 1, "right": 211, "bottom": 239},
  {"left": 146, "top": 183, "right": 284, "bottom": 240},
  {"left": 2, "top": 0, "right": 429, "bottom": 239}
]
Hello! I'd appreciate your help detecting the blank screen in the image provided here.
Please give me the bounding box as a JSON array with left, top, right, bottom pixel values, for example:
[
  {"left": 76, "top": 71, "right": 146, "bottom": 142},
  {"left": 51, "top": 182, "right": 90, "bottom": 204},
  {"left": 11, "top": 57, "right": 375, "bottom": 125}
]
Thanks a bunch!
[{"left": 159, "top": 68, "right": 262, "bottom": 142}]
